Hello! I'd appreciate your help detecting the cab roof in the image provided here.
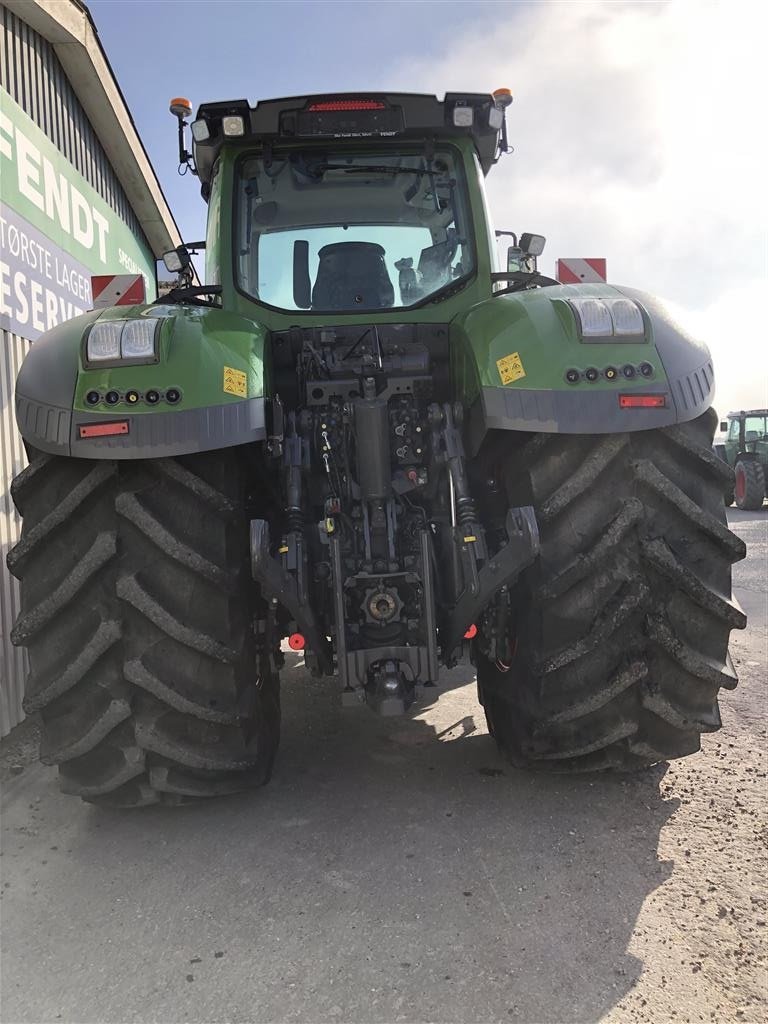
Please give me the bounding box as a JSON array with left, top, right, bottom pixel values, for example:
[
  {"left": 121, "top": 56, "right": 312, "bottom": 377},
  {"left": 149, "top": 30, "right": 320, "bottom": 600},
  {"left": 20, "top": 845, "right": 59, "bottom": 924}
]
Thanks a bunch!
[{"left": 191, "top": 92, "right": 504, "bottom": 188}]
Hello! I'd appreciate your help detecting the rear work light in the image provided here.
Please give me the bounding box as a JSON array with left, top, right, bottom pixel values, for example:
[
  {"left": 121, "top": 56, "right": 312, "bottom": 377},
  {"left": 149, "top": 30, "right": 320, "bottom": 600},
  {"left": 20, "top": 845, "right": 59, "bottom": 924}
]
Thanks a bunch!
[
  {"left": 568, "top": 296, "right": 646, "bottom": 340},
  {"left": 222, "top": 114, "right": 246, "bottom": 137},
  {"left": 619, "top": 394, "right": 667, "bottom": 409},
  {"left": 307, "top": 99, "right": 386, "bottom": 111},
  {"left": 85, "top": 318, "right": 162, "bottom": 367}
]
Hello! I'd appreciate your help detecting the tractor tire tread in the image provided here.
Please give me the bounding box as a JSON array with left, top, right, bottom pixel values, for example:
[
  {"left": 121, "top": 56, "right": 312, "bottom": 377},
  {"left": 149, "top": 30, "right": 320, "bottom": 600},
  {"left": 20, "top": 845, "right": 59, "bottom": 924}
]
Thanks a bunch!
[
  {"left": 734, "top": 459, "right": 765, "bottom": 510},
  {"left": 7, "top": 448, "right": 278, "bottom": 806},
  {"left": 478, "top": 408, "right": 746, "bottom": 772}
]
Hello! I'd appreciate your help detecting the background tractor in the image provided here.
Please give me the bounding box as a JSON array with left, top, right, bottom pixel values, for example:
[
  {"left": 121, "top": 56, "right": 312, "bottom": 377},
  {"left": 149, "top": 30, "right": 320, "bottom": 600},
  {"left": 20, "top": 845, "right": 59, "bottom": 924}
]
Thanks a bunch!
[
  {"left": 6, "top": 90, "right": 746, "bottom": 806},
  {"left": 716, "top": 410, "right": 768, "bottom": 509}
]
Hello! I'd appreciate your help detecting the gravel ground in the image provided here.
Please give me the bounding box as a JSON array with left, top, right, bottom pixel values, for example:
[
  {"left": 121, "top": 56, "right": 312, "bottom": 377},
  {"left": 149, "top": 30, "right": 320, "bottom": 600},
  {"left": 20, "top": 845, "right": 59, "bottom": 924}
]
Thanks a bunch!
[{"left": 0, "top": 508, "right": 765, "bottom": 1024}]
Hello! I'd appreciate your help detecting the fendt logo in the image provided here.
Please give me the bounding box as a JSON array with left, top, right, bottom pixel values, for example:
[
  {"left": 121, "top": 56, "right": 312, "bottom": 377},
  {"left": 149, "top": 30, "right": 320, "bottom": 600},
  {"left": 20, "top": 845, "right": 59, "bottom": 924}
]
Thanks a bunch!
[{"left": 0, "top": 85, "right": 154, "bottom": 340}]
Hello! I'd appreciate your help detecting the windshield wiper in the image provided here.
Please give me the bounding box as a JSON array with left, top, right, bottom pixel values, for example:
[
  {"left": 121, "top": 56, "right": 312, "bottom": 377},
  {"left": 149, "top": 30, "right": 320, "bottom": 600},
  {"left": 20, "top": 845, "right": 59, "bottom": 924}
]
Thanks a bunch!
[
  {"left": 315, "top": 164, "right": 437, "bottom": 177},
  {"left": 155, "top": 285, "right": 223, "bottom": 308}
]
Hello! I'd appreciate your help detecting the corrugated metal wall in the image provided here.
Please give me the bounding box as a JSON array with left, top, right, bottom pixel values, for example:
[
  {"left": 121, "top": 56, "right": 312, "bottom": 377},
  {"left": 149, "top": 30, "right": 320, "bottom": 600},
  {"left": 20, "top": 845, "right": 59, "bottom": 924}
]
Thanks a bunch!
[
  {"left": 0, "top": 331, "right": 27, "bottom": 734},
  {"left": 0, "top": 4, "right": 152, "bottom": 735},
  {"left": 0, "top": 4, "right": 146, "bottom": 235}
]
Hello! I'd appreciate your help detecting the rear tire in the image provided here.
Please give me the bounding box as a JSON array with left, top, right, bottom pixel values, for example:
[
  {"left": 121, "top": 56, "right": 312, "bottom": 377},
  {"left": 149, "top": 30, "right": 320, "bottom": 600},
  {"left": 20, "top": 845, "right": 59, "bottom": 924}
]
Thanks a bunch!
[
  {"left": 734, "top": 459, "right": 765, "bottom": 510},
  {"left": 475, "top": 408, "right": 746, "bottom": 772},
  {"left": 7, "top": 447, "right": 280, "bottom": 806}
]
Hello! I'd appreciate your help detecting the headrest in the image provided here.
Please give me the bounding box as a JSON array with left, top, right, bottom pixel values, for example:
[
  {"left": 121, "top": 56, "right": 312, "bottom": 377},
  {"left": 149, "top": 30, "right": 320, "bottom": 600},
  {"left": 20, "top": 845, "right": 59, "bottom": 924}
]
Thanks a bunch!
[{"left": 312, "top": 242, "right": 395, "bottom": 310}]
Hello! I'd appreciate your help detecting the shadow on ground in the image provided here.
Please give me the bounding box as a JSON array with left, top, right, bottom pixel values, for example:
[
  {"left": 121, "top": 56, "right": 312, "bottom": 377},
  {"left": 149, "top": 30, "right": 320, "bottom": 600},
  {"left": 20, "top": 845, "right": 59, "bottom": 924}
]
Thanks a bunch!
[{"left": 1, "top": 657, "right": 679, "bottom": 1024}]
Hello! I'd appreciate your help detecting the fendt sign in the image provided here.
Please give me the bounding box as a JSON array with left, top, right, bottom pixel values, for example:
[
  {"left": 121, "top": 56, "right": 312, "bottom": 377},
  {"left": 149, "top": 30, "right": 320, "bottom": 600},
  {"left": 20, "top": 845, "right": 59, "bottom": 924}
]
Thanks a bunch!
[{"left": 0, "top": 86, "right": 155, "bottom": 341}]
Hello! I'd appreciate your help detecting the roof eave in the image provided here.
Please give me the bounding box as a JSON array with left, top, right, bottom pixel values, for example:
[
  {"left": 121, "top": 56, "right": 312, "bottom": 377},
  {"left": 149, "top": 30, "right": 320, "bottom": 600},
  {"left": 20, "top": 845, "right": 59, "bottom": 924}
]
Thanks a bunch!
[{"left": 4, "top": 0, "right": 182, "bottom": 257}]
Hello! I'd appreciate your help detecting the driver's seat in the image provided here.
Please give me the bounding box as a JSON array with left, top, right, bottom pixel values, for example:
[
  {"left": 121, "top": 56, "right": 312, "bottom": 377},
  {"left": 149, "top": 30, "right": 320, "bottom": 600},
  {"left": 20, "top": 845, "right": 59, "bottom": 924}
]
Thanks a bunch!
[{"left": 312, "top": 242, "right": 394, "bottom": 310}]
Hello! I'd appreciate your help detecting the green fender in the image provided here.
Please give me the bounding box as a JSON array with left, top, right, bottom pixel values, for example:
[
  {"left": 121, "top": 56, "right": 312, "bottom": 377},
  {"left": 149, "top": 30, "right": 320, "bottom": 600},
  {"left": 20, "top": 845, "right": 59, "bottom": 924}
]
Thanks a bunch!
[
  {"left": 450, "top": 283, "right": 715, "bottom": 453},
  {"left": 14, "top": 302, "right": 270, "bottom": 459}
]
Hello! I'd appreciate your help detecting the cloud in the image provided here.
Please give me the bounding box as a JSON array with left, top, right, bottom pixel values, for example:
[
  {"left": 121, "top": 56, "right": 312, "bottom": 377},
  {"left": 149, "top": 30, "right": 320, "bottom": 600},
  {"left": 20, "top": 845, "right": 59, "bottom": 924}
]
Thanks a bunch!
[{"left": 385, "top": 0, "right": 767, "bottom": 414}]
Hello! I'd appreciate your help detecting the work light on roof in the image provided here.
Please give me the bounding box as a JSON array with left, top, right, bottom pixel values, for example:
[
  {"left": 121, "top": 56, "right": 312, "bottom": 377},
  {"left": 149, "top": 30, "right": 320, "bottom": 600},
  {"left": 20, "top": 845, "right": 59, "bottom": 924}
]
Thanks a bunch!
[
  {"left": 453, "top": 105, "right": 474, "bottom": 127},
  {"left": 191, "top": 119, "right": 210, "bottom": 142},
  {"left": 222, "top": 115, "right": 246, "bottom": 137}
]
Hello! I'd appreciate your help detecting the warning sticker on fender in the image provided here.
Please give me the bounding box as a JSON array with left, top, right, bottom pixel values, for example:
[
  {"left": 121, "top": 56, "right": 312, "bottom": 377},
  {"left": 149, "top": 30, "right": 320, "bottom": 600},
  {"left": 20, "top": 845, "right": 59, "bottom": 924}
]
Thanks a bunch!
[
  {"left": 223, "top": 366, "right": 248, "bottom": 398},
  {"left": 496, "top": 352, "right": 526, "bottom": 385}
]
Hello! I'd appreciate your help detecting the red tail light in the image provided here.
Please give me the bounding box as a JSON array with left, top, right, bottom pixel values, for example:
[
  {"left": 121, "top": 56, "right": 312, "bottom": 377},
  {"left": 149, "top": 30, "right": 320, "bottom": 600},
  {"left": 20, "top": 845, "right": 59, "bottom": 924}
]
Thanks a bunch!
[
  {"left": 288, "top": 633, "right": 306, "bottom": 651},
  {"left": 307, "top": 99, "right": 385, "bottom": 112},
  {"left": 464, "top": 624, "right": 478, "bottom": 640},
  {"left": 78, "top": 421, "right": 129, "bottom": 438},
  {"left": 619, "top": 394, "right": 667, "bottom": 409}
]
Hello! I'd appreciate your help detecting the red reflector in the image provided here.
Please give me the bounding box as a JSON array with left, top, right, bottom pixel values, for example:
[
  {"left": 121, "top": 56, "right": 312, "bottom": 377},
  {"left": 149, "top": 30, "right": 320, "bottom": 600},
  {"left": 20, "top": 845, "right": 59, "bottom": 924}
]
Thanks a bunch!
[
  {"left": 619, "top": 394, "right": 667, "bottom": 409},
  {"left": 78, "top": 421, "right": 129, "bottom": 438},
  {"left": 308, "top": 99, "right": 386, "bottom": 112},
  {"left": 464, "top": 624, "right": 478, "bottom": 640},
  {"left": 288, "top": 633, "right": 306, "bottom": 651}
]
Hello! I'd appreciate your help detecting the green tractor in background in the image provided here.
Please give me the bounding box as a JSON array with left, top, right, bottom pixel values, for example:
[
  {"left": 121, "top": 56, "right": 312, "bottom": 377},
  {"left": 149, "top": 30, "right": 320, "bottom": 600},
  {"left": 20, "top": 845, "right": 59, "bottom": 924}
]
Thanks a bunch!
[
  {"left": 717, "top": 410, "right": 768, "bottom": 510},
  {"left": 7, "top": 90, "right": 747, "bottom": 806}
]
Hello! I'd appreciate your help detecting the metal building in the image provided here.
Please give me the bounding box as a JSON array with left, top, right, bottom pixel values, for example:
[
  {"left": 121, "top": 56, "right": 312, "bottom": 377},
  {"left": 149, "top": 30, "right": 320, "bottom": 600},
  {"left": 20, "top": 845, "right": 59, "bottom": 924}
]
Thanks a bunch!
[{"left": 0, "top": 0, "right": 181, "bottom": 735}]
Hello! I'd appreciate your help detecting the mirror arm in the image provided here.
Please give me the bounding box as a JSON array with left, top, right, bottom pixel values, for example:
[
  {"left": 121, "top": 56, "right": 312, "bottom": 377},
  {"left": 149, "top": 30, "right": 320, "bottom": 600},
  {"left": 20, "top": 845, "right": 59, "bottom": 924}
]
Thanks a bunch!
[{"left": 492, "top": 270, "right": 560, "bottom": 294}]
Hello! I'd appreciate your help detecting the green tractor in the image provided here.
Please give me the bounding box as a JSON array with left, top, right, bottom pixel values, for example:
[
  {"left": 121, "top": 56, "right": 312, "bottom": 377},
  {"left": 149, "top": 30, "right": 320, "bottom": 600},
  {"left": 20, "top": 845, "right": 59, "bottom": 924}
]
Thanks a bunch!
[
  {"left": 7, "top": 91, "right": 747, "bottom": 806},
  {"left": 717, "top": 410, "right": 768, "bottom": 509}
]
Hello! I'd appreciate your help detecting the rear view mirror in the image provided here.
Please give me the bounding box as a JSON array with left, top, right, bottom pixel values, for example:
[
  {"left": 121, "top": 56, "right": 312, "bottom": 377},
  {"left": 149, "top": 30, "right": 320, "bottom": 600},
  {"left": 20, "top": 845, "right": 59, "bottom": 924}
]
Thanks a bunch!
[
  {"left": 293, "top": 240, "right": 311, "bottom": 309},
  {"left": 507, "top": 246, "right": 525, "bottom": 273},
  {"left": 720, "top": 420, "right": 728, "bottom": 433}
]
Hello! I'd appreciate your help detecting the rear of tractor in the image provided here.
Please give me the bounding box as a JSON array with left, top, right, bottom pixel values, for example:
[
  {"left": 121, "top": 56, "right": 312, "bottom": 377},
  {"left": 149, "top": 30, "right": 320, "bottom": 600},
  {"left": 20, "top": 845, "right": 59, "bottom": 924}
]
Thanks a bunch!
[
  {"left": 717, "top": 410, "right": 768, "bottom": 509},
  {"left": 7, "top": 91, "right": 746, "bottom": 806}
]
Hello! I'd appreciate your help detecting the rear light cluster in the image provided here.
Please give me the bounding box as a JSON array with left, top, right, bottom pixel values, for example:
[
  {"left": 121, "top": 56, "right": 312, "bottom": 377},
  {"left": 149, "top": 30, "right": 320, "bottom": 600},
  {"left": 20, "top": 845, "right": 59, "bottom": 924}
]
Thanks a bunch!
[
  {"left": 565, "top": 363, "right": 655, "bottom": 384},
  {"left": 84, "top": 388, "right": 181, "bottom": 407}
]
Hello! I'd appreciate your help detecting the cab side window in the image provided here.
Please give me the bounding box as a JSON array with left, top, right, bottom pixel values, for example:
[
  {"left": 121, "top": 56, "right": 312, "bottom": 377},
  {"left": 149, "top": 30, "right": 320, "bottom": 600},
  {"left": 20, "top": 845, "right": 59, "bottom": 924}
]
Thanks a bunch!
[
  {"left": 744, "top": 416, "right": 767, "bottom": 440},
  {"left": 727, "top": 419, "right": 740, "bottom": 441}
]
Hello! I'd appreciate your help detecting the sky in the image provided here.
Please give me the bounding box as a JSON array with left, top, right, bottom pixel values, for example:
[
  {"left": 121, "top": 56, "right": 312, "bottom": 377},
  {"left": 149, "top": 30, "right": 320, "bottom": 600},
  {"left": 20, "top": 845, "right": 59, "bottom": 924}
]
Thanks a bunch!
[{"left": 88, "top": 0, "right": 767, "bottom": 417}]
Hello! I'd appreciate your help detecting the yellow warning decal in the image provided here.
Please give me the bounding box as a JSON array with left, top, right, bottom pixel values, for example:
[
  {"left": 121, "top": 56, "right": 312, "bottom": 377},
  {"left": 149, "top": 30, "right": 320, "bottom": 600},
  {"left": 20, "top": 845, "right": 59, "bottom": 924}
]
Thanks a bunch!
[
  {"left": 223, "top": 366, "right": 247, "bottom": 398},
  {"left": 496, "top": 352, "right": 526, "bottom": 385}
]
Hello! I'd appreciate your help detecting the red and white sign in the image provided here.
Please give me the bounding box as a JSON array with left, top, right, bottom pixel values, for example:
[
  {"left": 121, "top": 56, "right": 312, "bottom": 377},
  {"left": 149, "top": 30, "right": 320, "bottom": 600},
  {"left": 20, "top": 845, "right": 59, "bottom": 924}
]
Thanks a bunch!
[
  {"left": 556, "top": 258, "right": 607, "bottom": 284},
  {"left": 91, "top": 274, "right": 146, "bottom": 308}
]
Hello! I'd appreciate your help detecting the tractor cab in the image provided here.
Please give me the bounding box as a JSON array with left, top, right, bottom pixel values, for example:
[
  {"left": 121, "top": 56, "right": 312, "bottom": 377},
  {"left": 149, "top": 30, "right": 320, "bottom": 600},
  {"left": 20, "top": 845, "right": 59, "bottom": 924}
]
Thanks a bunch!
[{"left": 163, "top": 91, "right": 536, "bottom": 316}]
